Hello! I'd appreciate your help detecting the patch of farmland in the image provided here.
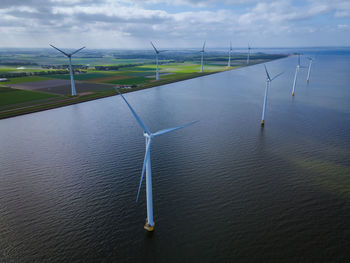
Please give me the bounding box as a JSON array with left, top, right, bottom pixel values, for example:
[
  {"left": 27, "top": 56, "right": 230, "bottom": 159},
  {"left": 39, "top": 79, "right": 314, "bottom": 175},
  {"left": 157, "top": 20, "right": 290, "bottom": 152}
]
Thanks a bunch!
[
  {"left": 4, "top": 76, "right": 52, "bottom": 85},
  {"left": 0, "top": 86, "right": 58, "bottom": 108},
  {"left": 87, "top": 75, "right": 129, "bottom": 83},
  {"left": 36, "top": 82, "right": 115, "bottom": 95},
  {"left": 145, "top": 72, "right": 174, "bottom": 78},
  {"left": 105, "top": 76, "right": 150, "bottom": 85},
  {"left": 46, "top": 73, "right": 110, "bottom": 81},
  {"left": 11, "top": 79, "right": 71, "bottom": 90},
  {"left": 124, "top": 66, "right": 154, "bottom": 72}
]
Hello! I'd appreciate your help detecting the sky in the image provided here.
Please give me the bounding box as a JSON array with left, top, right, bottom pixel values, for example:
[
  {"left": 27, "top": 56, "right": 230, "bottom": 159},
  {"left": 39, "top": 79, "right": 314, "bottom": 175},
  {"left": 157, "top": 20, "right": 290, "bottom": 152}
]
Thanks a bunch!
[{"left": 0, "top": 0, "right": 349, "bottom": 49}]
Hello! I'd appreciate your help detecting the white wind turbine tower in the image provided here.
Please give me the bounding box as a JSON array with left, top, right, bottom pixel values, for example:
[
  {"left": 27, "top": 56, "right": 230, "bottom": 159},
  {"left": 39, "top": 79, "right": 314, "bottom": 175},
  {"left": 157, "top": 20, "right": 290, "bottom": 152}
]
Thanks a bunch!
[
  {"left": 261, "top": 64, "right": 283, "bottom": 126},
  {"left": 150, "top": 42, "right": 167, "bottom": 81},
  {"left": 114, "top": 87, "right": 198, "bottom": 231},
  {"left": 291, "top": 54, "right": 301, "bottom": 96},
  {"left": 50, "top": 44, "right": 85, "bottom": 96},
  {"left": 228, "top": 41, "right": 233, "bottom": 67},
  {"left": 306, "top": 57, "right": 313, "bottom": 83},
  {"left": 247, "top": 44, "right": 252, "bottom": 65},
  {"left": 200, "top": 41, "right": 206, "bottom": 72}
]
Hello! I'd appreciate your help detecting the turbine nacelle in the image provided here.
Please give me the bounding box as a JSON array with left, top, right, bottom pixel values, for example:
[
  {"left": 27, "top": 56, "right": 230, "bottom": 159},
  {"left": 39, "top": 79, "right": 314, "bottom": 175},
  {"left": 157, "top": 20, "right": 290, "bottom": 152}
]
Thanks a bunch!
[
  {"left": 114, "top": 87, "right": 198, "bottom": 204},
  {"left": 264, "top": 64, "right": 283, "bottom": 82},
  {"left": 150, "top": 41, "right": 167, "bottom": 80},
  {"left": 261, "top": 64, "right": 283, "bottom": 127},
  {"left": 49, "top": 44, "right": 85, "bottom": 96},
  {"left": 247, "top": 44, "right": 252, "bottom": 64},
  {"left": 50, "top": 44, "right": 85, "bottom": 57},
  {"left": 200, "top": 41, "right": 206, "bottom": 53},
  {"left": 150, "top": 41, "right": 167, "bottom": 54},
  {"left": 143, "top": 132, "right": 151, "bottom": 138}
]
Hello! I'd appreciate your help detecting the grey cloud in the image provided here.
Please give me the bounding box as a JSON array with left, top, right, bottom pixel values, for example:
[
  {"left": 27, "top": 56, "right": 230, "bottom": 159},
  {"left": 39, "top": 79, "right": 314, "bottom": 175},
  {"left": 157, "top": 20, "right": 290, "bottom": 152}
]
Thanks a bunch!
[{"left": 0, "top": 0, "right": 349, "bottom": 48}]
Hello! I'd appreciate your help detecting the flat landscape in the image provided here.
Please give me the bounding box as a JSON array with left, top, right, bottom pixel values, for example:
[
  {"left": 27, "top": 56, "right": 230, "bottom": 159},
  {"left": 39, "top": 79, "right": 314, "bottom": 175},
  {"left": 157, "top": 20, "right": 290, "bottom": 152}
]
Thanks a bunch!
[
  {"left": 0, "top": 49, "right": 287, "bottom": 119},
  {"left": 1, "top": 0, "right": 350, "bottom": 262}
]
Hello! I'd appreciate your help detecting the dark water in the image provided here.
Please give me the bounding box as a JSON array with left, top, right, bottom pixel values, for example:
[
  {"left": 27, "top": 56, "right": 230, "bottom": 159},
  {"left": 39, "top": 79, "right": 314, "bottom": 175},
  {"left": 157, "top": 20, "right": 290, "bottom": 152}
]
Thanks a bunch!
[{"left": 1, "top": 51, "right": 350, "bottom": 262}]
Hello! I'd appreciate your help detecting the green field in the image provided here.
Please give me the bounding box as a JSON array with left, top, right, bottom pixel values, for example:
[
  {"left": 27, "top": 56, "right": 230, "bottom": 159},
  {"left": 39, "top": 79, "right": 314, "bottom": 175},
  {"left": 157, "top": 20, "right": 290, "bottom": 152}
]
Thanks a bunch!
[
  {"left": 0, "top": 67, "right": 50, "bottom": 73},
  {"left": 105, "top": 76, "right": 150, "bottom": 85},
  {"left": 41, "top": 63, "right": 231, "bottom": 86},
  {"left": 0, "top": 50, "right": 288, "bottom": 119},
  {"left": 1, "top": 76, "right": 51, "bottom": 85},
  {"left": 45, "top": 73, "right": 109, "bottom": 81},
  {"left": 0, "top": 86, "right": 59, "bottom": 107}
]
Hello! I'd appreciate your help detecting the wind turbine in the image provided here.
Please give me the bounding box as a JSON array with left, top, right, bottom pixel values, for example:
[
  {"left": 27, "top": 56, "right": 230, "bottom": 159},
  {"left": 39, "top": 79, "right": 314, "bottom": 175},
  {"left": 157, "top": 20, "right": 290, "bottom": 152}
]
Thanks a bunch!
[
  {"left": 247, "top": 44, "right": 251, "bottom": 65},
  {"left": 306, "top": 57, "right": 313, "bottom": 83},
  {"left": 261, "top": 64, "right": 283, "bottom": 126},
  {"left": 150, "top": 42, "right": 167, "bottom": 81},
  {"left": 200, "top": 41, "right": 206, "bottom": 72},
  {"left": 50, "top": 44, "right": 85, "bottom": 96},
  {"left": 291, "top": 54, "right": 302, "bottom": 96},
  {"left": 114, "top": 87, "right": 198, "bottom": 231},
  {"left": 228, "top": 41, "right": 233, "bottom": 67}
]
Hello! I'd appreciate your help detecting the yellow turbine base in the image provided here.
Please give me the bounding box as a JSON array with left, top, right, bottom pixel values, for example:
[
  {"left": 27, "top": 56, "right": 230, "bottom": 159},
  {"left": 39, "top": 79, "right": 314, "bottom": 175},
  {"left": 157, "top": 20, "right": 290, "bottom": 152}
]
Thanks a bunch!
[
  {"left": 307, "top": 79, "right": 309, "bottom": 83},
  {"left": 144, "top": 219, "right": 155, "bottom": 232},
  {"left": 261, "top": 120, "right": 265, "bottom": 126},
  {"left": 292, "top": 92, "right": 295, "bottom": 96}
]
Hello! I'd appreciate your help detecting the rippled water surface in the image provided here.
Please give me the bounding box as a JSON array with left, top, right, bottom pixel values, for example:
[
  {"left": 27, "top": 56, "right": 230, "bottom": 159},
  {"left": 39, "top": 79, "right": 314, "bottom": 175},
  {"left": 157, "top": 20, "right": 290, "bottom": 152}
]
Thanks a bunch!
[{"left": 1, "top": 50, "right": 350, "bottom": 262}]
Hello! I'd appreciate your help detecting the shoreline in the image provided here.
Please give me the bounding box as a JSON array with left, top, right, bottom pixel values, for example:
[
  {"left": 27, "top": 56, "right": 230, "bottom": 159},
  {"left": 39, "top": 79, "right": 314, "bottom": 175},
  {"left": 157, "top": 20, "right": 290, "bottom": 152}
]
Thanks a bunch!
[{"left": 0, "top": 58, "right": 288, "bottom": 120}]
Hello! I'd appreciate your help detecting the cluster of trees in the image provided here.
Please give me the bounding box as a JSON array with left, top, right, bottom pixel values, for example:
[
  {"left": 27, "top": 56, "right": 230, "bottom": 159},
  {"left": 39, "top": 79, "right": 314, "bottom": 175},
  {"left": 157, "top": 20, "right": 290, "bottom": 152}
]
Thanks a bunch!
[
  {"left": 94, "top": 65, "right": 120, "bottom": 71},
  {"left": 0, "top": 61, "right": 38, "bottom": 66},
  {"left": 41, "top": 64, "right": 89, "bottom": 69},
  {"left": 95, "top": 63, "right": 142, "bottom": 71},
  {"left": 0, "top": 69, "right": 86, "bottom": 78}
]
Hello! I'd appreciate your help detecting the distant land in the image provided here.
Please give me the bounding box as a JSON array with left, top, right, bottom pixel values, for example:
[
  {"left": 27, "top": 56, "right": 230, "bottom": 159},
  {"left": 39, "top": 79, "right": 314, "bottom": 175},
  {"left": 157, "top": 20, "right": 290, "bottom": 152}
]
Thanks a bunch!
[{"left": 0, "top": 48, "right": 288, "bottom": 119}]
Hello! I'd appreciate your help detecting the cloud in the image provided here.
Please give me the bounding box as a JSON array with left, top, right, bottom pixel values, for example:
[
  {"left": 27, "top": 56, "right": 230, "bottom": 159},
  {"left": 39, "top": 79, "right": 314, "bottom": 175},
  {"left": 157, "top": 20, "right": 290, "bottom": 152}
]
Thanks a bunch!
[
  {"left": 334, "top": 11, "right": 350, "bottom": 17},
  {"left": 337, "top": 24, "right": 350, "bottom": 29},
  {"left": 0, "top": 0, "right": 349, "bottom": 48}
]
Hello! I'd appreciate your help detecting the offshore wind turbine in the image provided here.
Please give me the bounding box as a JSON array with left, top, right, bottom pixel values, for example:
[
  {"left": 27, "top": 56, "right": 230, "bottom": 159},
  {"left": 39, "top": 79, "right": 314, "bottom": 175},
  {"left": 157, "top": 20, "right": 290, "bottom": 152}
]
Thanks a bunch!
[
  {"left": 115, "top": 87, "right": 197, "bottom": 231},
  {"left": 247, "top": 44, "right": 251, "bottom": 65},
  {"left": 261, "top": 64, "right": 283, "bottom": 126},
  {"left": 228, "top": 41, "right": 233, "bottom": 67},
  {"left": 200, "top": 41, "right": 206, "bottom": 72},
  {"left": 306, "top": 57, "right": 313, "bottom": 83},
  {"left": 50, "top": 44, "right": 85, "bottom": 96},
  {"left": 150, "top": 42, "right": 167, "bottom": 81},
  {"left": 291, "top": 54, "right": 301, "bottom": 96}
]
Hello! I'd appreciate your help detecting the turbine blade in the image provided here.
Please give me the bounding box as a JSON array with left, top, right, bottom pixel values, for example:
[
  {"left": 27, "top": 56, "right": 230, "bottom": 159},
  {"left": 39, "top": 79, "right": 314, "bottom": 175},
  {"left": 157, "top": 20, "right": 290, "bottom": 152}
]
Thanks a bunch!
[
  {"left": 150, "top": 41, "right": 159, "bottom": 53},
  {"left": 136, "top": 138, "right": 152, "bottom": 202},
  {"left": 71, "top": 46, "right": 85, "bottom": 56},
  {"left": 264, "top": 64, "right": 271, "bottom": 81},
  {"left": 230, "top": 41, "right": 232, "bottom": 50},
  {"left": 50, "top": 44, "right": 69, "bottom": 57},
  {"left": 202, "top": 41, "right": 206, "bottom": 52},
  {"left": 152, "top": 120, "right": 198, "bottom": 137},
  {"left": 271, "top": 71, "right": 284, "bottom": 81},
  {"left": 114, "top": 87, "right": 151, "bottom": 135}
]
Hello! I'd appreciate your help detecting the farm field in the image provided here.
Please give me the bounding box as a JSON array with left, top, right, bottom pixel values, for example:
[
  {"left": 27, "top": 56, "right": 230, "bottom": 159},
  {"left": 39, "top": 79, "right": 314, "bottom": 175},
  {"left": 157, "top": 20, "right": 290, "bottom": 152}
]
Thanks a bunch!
[
  {"left": 42, "top": 63, "right": 232, "bottom": 87},
  {"left": 1, "top": 76, "right": 52, "bottom": 85},
  {"left": 0, "top": 86, "right": 59, "bottom": 108},
  {"left": 0, "top": 49, "right": 288, "bottom": 119}
]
